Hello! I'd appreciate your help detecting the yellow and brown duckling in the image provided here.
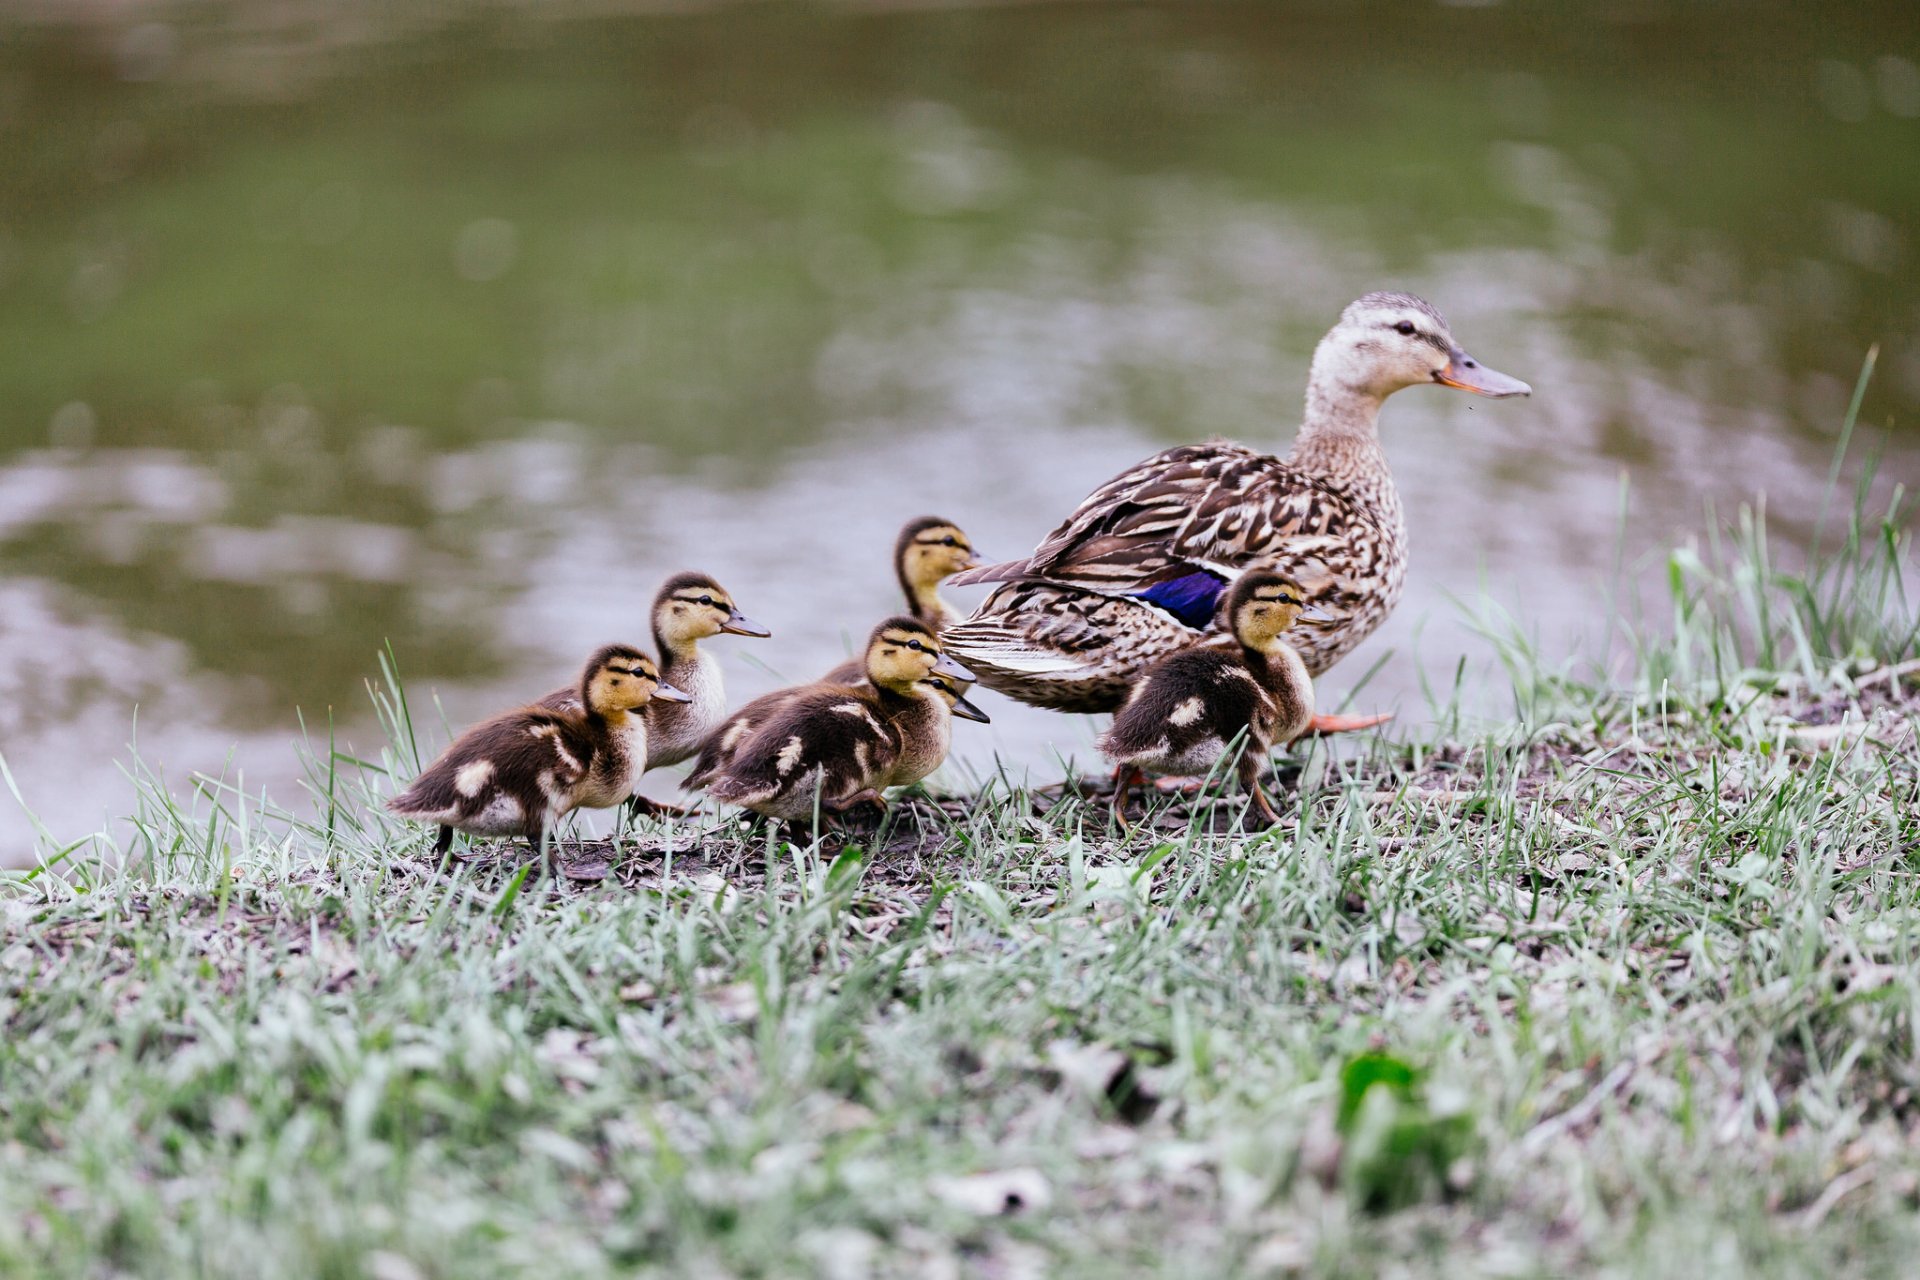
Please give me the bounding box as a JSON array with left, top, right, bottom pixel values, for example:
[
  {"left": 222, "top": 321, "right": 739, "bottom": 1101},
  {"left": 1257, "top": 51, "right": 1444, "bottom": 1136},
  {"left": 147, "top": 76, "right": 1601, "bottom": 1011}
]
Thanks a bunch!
[
  {"left": 692, "top": 616, "right": 985, "bottom": 822},
  {"left": 539, "top": 572, "right": 768, "bottom": 811},
  {"left": 821, "top": 516, "right": 986, "bottom": 684},
  {"left": 1099, "top": 572, "right": 1317, "bottom": 827},
  {"left": 389, "top": 643, "right": 691, "bottom": 855}
]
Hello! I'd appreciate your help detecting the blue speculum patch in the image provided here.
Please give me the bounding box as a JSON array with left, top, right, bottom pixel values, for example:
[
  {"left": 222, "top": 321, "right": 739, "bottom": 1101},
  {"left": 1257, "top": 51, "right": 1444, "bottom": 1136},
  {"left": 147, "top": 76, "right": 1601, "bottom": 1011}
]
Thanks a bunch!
[{"left": 1133, "top": 570, "right": 1228, "bottom": 629}]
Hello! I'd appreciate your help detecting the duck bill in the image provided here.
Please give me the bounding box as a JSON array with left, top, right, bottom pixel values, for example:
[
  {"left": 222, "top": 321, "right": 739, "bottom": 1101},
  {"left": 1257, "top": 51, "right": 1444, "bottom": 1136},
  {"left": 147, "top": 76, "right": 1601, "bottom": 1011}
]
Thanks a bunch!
[
  {"left": 652, "top": 680, "right": 694, "bottom": 704},
  {"left": 1434, "top": 347, "right": 1532, "bottom": 398},
  {"left": 931, "top": 652, "right": 976, "bottom": 683},
  {"left": 949, "top": 693, "right": 991, "bottom": 724},
  {"left": 962, "top": 548, "right": 991, "bottom": 569},
  {"left": 720, "top": 609, "right": 771, "bottom": 638}
]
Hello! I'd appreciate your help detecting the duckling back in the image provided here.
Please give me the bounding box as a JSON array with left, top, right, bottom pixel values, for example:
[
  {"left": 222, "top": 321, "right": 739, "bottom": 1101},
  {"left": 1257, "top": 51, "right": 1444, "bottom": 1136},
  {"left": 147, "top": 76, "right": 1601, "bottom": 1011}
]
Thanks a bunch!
[
  {"left": 388, "top": 706, "right": 630, "bottom": 839},
  {"left": 704, "top": 687, "right": 904, "bottom": 821},
  {"left": 1098, "top": 642, "right": 1267, "bottom": 776}
]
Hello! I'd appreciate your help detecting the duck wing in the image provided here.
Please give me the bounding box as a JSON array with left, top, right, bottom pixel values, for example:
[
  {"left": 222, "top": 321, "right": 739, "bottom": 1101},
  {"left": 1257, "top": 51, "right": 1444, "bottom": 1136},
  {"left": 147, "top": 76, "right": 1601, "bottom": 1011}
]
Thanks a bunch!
[{"left": 1045, "top": 442, "right": 1365, "bottom": 590}]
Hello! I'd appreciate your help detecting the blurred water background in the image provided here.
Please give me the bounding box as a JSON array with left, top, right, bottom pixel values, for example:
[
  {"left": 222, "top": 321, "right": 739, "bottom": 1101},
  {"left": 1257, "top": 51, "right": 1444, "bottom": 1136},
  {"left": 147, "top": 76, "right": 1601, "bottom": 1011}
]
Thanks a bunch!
[{"left": 1, "top": 0, "right": 1916, "bottom": 862}]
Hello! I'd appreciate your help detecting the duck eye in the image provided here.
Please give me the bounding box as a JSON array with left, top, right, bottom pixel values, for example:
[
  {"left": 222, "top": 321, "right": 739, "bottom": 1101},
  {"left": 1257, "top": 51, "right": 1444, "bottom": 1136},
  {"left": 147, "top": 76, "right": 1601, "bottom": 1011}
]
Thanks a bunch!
[
  {"left": 1394, "top": 321, "right": 1416, "bottom": 336},
  {"left": 697, "top": 595, "right": 713, "bottom": 606},
  {"left": 941, "top": 536, "right": 958, "bottom": 546}
]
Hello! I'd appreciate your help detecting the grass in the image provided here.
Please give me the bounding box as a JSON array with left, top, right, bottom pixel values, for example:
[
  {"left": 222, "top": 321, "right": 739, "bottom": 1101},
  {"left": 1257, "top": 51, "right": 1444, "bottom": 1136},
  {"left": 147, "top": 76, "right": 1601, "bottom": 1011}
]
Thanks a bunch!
[{"left": 3, "top": 422, "right": 1917, "bottom": 1277}]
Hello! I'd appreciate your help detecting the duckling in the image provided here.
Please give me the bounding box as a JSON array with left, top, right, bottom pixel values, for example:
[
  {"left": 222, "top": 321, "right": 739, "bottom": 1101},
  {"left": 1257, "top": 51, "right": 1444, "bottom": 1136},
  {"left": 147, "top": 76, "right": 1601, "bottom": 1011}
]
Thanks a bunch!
[
  {"left": 821, "top": 516, "right": 986, "bottom": 684},
  {"left": 1099, "top": 572, "right": 1317, "bottom": 827},
  {"left": 694, "top": 616, "right": 983, "bottom": 822},
  {"left": 539, "top": 572, "right": 768, "bottom": 811},
  {"left": 389, "top": 644, "right": 691, "bottom": 855}
]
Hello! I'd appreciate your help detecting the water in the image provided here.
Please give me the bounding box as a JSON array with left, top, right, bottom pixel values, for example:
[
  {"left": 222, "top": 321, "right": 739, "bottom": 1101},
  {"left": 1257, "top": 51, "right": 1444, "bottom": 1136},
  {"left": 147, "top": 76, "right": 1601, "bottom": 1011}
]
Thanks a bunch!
[{"left": 2, "top": 2, "right": 1916, "bottom": 862}]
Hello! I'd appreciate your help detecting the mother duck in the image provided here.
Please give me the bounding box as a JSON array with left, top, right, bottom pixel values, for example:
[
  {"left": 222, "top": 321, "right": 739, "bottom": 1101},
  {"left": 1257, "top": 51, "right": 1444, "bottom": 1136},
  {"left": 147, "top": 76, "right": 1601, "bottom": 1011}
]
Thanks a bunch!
[{"left": 942, "top": 291, "right": 1530, "bottom": 719}]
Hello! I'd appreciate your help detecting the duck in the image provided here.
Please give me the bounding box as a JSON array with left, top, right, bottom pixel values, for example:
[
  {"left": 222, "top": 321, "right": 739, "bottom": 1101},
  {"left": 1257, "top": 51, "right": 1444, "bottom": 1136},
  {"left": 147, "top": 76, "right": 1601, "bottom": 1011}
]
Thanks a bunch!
[
  {"left": 692, "top": 616, "right": 986, "bottom": 822},
  {"left": 942, "top": 292, "right": 1530, "bottom": 718},
  {"left": 820, "top": 516, "right": 986, "bottom": 684},
  {"left": 388, "top": 644, "right": 691, "bottom": 855},
  {"left": 1100, "top": 572, "right": 1317, "bottom": 827},
  {"left": 538, "top": 572, "right": 768, "bottom": 811}
]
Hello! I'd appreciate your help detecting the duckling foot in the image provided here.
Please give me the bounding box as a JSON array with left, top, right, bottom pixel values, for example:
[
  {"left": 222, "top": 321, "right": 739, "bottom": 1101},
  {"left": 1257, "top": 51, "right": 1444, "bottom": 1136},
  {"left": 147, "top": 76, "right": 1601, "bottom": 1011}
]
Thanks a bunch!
[
  {"left": 627, "top": 795, "right": 695, "bottom": 819},
  {"left": 1249, "top": 782, "right": 1285, "bottom": 828},
  {"left": 827, "top": 789, "right": 889, "bottom": 821},
  {"left": 1303, "top": 712, "right": 1394, "bottom": 736},
  {"left": 1109, "top": 765, "right": 1147, "bottom": 831},
  {"left": 560, "top": 854, "right": 613, "bottom": 882}
]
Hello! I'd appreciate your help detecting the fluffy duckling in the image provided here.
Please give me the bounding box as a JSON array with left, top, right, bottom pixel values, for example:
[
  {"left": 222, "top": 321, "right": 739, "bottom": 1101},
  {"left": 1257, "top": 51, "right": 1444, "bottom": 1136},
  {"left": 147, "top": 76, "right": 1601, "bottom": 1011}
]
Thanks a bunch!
[
  {"left": 1099, "top": 572, "right": 1317, "bottom": 827},
  {"left": 539, "top": 572, "right": 768, "bottom": 810},
  {"left": 821, "top": 516, "right": 985, "bottom": 684},
  {"left": 694, "top": 617, "right": 984, "bottom": 822},
  {"left": 389, "top": 644, "right": 690, "bottom": 855}
]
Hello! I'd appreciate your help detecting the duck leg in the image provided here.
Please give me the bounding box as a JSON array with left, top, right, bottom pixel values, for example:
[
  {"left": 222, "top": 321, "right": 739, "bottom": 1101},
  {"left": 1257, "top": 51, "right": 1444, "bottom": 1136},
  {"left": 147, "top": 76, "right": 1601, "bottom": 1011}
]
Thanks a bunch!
[
  {"left": 434, "top": 825, "right": 453, "bottom": 857},
  {"left": 1237, "top": 752, "right": 1285, "bottom": 826},
  {"left": 1249, "top": 781, "right": 1284, "bottom": 826},
  {"left": 1110, "top": 764, "right": 1146, "bottom": 830},
  {"left": 826, "top": 788, "right": 889, "bottom": 821},
  {"left": 1303, "top": 712, "right": 1394, "bottom": 736},
  {"left": 627, "top": 794, "right": 695, "bottom": 819}
]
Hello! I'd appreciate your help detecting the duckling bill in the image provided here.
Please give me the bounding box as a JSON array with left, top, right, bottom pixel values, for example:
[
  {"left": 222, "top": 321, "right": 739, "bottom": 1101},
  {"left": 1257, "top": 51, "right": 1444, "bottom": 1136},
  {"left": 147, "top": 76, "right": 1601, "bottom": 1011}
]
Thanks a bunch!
[
  {"left": 389, "top": 643, "right": 690, "bottom": 855},
  {"left": 1099, "top": 572, "right": 1317, "bottom": 827}
]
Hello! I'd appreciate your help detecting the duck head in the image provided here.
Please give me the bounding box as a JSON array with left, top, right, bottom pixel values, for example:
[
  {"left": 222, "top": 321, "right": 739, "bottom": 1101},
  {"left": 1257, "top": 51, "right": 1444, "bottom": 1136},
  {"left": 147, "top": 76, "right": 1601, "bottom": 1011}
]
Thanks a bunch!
[
  {"left": 1311, "top": 291, "right": 1531, "bottom": 404},
  {"left": 895, "top": 516, "right": 987, "bottom": 614},
  {"left": 1225, "top": 572, "right": 1315, "bottom": 653},
  {"left": 652, "top": 571, "right": 770, "bottom": 653},
  {"left": 581, "top": 643, "right": 692, "bottom": 715},
  {"left": 923, "top": 673, "right": 992, "bottom": 724},
  {"left": 864, "top": 615, "right": 976, "bottom": 694}
]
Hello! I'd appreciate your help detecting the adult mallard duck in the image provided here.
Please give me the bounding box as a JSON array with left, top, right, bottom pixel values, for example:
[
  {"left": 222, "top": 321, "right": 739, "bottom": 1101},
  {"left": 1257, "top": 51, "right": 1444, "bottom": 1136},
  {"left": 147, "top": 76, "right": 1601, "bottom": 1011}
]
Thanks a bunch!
[
  {"left": 389, "top": 644, "right": 691, "bottom": 856},
  {"left": 821, "top": 516, "right": 986, "bottom": 684},
  {"left": 693, "top": 617, "right": 985, "bottom": 822},
  {"left": 942, "top": 291, "right": 1530, "bottom": 719},
  {"left": 1100, "top": 571, "right": 1318, "bottom": 827}
]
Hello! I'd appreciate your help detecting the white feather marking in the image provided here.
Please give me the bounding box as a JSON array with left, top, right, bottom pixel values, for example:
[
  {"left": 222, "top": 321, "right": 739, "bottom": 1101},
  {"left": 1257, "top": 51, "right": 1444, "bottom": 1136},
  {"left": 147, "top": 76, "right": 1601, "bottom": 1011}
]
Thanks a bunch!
[
  {"left": 720, "top": 719, "right": 754, "bottom": 751},
  {"left": 1170, "top": 696, "right": 1206, "bottom": 727},
  {"left": 830, "top": 702, "right": 867, "bottom": 716},
  {"left": 944, "top": 638, "right": 1087, "bottom": 675},
  {"left": 775, "top": 734, "right": 805, "bottom": 775},
  {"left": 454, "top": 759, "right": 494, "bottom": 797}
]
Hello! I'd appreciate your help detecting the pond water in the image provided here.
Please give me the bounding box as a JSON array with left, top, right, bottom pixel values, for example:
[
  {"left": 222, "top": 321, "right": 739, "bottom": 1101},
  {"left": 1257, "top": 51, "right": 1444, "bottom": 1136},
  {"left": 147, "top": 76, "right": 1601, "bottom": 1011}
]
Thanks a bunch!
[{"left": 2, "top": 1, "right": 1917, "bottom": 862}]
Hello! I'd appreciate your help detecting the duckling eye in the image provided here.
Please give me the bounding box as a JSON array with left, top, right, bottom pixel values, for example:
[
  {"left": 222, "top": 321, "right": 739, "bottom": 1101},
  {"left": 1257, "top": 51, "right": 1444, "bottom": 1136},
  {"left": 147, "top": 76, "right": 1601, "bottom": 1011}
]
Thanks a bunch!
[
  {"left": 696, "top": 595, "right": 714, "bottom": 607},
  {"left": 1394, "top": 321, "right": 1416, "bottom": 336},
  {"left": 941, "top": 536, "right": 958, "bottom": 547}
]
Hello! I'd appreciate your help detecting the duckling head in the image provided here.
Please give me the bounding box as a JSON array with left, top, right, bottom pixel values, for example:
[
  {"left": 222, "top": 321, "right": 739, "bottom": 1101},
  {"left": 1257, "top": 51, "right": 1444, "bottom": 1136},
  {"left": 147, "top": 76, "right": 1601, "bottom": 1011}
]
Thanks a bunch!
[
  {"left": 924, "top": 673, "right": 992, "bottom": 723},
  {"left": 895, "top": 516, "right": 987, "bottom": 607},
  {"left": 1225, "top": 572, "right": 1314, "bottom": 653},
  {"left": 1311, "top": 291, "right": 1530, "bottom": 405},
  {"left": 863, "top": 615, "right": 976, "bottom": 695},
  {"left": 652, "top": 572, "right": 770, "bottom": 653},
  {"left": 580, "top": 643, "right": 693, "bottom": 716}
]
